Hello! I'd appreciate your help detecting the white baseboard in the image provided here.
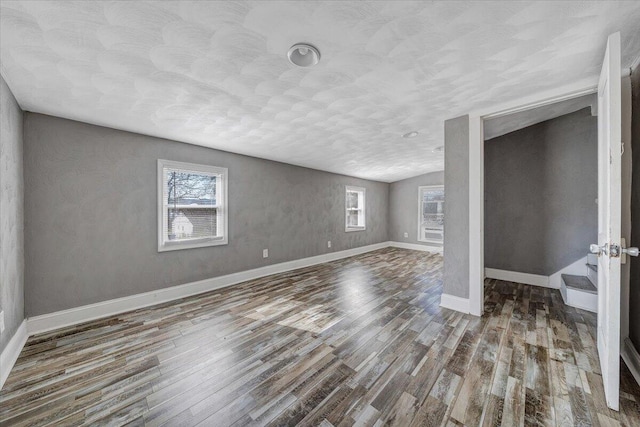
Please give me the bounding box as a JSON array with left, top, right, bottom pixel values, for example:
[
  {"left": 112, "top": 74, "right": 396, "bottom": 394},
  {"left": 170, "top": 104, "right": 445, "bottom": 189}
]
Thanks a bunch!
[
  {"left": 27, "top": 241, "right": 392, "bottom": 335},
  {"left": 389, "top": 241, "right": 443, "bottom": 253},
  {"left": 1, "top": 320, "right": 28, "bottom": 390},
  {"left": 622, "top": 337, "right": 640, "bottom": 387},
  {"left": 485, "top": 257, "right": 589, "bottom": 291},
  {"left": 484, "top": 268, "right": 551, "bottom": 288},
  {"left": 549, "top": 256, "right": 588, "bottom": 290},
  {"left": 440, "top": 293, "right": 470, "bottom": 314}
]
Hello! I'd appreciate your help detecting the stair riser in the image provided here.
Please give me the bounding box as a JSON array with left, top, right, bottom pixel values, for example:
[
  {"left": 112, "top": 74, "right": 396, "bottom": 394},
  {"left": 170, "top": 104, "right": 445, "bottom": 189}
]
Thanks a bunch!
[
  {"left": 560, "top": 277, "right": 598, "bottom": 313},
  {"left": 564, "top": 288, "right": 597, "bottom": 313}
]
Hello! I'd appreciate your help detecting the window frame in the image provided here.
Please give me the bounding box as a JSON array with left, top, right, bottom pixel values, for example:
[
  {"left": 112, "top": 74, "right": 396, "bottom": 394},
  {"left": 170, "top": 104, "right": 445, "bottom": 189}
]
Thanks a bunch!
[
  {"left": 345, "top": 185, "right": 366, "bottom": 232},
  {"left": 157, "top": 159, "right": 228, "bottom": 252},
  {"left": 417, "top": 185, "right": 444, "bottom": 244}
]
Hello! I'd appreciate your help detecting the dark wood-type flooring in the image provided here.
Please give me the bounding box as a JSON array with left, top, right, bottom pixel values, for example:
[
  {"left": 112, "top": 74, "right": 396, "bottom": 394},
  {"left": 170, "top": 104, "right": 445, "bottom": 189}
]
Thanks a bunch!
[{"left": 1, "top": 248, "right": 639, "bottom": 426}]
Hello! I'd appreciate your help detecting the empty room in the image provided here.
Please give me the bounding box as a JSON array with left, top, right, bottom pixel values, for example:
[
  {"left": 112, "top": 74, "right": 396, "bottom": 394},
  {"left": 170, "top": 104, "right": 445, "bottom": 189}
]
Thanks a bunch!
[{"left": 2, "top": 1, "right": 640, "bottom": 426}]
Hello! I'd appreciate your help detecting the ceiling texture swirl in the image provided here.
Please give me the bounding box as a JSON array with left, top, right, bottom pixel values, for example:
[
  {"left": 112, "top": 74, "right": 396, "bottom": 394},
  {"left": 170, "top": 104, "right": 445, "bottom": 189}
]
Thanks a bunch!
[{"left": 1, "top": 1, "right": 639, "bottom": 182}]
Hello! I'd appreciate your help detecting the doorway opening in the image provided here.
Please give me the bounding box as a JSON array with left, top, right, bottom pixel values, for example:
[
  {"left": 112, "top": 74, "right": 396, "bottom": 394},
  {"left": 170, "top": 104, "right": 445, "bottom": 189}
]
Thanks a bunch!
[
  {"left": 483, "top": 95, "right": 600, "bottom": 312},
  {"left": 465, "top": 40, "right": 635, "bottom": 409}
]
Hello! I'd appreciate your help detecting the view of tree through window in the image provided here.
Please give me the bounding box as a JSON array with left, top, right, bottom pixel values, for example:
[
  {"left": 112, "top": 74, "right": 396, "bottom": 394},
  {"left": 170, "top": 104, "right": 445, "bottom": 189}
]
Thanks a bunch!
[
  {"left": 158, "top": 160, "right": 228, "bottom": 251},
  {"left": 165, "top": 169, "right": 218, "bottom": 241}
]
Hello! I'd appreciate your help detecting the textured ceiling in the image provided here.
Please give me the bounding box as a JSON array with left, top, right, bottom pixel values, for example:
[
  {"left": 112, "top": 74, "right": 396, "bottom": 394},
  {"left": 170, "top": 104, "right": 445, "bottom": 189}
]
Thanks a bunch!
[
  {"left": 1, "top": 1, "right": 640, "bottom": 182},
  {"left": 484, "top": 94, "right": 596, "bottom": 141}
]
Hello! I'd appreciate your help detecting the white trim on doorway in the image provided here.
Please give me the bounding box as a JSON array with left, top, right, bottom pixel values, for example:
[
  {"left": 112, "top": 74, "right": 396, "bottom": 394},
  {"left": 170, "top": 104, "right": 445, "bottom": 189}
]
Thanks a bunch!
[
  {"left": 468, "top": 116, "right": 484, "bottom": 316},
  {"left": 465, "top": 77, "right": 613, "bottom": 317},
  {"left": 469, "top": 79, "right": 599, "bottom": 120},
  {"left": 0, "top": 320, "right": 28, "bottom": 390}
]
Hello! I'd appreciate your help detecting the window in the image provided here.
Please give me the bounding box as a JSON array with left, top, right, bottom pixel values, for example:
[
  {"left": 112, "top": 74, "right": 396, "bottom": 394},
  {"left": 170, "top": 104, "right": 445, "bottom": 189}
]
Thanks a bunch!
[
  {"left": 345, "top": 186, "right": 366, "bottom": 231},
  {"left": 158, "top": 160, "right": 228, "bottom": 251},
  {"left": 418, "top": 185, "right": 444, "bottom": 243}
]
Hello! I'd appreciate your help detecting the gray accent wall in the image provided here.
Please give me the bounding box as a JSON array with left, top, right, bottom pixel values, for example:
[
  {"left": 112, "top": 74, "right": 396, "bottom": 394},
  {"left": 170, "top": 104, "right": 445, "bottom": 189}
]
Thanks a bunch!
[
  {"left": 484, "top": 108, "right": 597, "bottom": 276},
  {"left": 0, "top": 75, "right": 24, "bottom": 353},
  {"left": 23, "top": 114, "right": 389, "bottom": 317},
  {"left": 443, "top": 116, "right": 469, "bottom": 299},
  {"left": 630, "top": 64, "right": 640, "bottom": 352},
  {"left": 389, "top": 171, "right": 444, "bottom": 246}
]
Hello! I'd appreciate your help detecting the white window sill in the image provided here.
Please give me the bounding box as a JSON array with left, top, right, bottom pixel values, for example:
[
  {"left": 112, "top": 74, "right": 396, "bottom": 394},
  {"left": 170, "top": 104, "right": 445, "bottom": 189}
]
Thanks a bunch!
[
  {"left": 158, "top": 237, "right": 228, "bottom": 252},
  {"left": 345, "top": 227, "right": 366, "bottom": 232},
  {"left": 417, "top": 239, "right": 443, "bottom": 244}
]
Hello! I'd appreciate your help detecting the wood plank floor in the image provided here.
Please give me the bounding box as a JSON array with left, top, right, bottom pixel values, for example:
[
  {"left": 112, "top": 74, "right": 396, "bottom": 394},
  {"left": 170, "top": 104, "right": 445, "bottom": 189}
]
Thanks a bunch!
[{"left": 1, "top": 247, "right": 639, "bottom": 426}]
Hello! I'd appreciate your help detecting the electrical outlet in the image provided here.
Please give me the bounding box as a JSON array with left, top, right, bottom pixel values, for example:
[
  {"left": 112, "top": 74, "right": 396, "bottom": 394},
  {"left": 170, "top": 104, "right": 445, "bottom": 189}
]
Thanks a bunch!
[
  {"left": 0, "top": 310, "right": 4, "bottom": 334},
  {"left": 327, "top": 241, "right": 332, "bottom": 248},
  {"left": 263, "top": 249, "right": 269, "bottom": 258},
  {"left": 404, "top": 232, "right": 409, "bottom": 238}
]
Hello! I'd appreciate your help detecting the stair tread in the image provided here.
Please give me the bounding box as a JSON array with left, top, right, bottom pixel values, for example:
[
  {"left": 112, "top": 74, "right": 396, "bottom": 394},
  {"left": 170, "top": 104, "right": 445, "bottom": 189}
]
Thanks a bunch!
[
  {"left": 562, "top": 274, "right": 597, "bottom": 294},
  {"left": 586, "top": 263, "right": 597, "bottom": 272}
]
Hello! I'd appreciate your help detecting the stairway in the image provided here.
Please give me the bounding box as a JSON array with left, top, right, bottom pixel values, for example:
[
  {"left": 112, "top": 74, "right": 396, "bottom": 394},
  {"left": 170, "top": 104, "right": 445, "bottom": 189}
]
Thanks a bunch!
[{"left": 560, "top": 254, "right": 597, "bottom": 312}]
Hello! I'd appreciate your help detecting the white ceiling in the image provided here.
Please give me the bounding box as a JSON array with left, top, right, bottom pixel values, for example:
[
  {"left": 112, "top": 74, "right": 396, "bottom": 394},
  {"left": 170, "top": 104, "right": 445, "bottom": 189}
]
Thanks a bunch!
[
  {"left": 484, "top": 94, "right": 596, "bottom": 140},
  {"left": 1, "top": 1, "right": 639, "bottom": 182}
]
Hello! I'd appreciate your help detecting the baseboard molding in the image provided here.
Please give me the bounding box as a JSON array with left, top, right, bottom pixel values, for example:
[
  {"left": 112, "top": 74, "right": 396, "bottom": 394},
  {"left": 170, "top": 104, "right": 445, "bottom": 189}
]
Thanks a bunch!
[
  {"left": 484, "top": 268, "right": 551, "bottom": 288},
  {"left": 389, "top": 241, "right": 443, "bottom": 253},
  {"left": 1, "top": 320, "right": 28, "bottom": 390},
  {"left": 622, "top": 337, "right": 640, "bottom": 387},
  {"left": 27, "top": 241, "right": 392, "bottom": 335},
  {"left": 485, "top": 257, "right": 589, "bottom": 291},
  {"left": 440, "top": 293, "right": 470, "bottom": 314}
]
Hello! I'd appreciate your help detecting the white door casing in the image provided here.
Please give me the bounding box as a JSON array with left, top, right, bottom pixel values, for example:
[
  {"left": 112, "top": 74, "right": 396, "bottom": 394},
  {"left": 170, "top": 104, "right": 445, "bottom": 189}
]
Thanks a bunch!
[
  {"left": 596, "top": 31, "right": 622, "bottom": 411},
  {"left": 465, "top": 30, "right": 628, "bottom": 410}
]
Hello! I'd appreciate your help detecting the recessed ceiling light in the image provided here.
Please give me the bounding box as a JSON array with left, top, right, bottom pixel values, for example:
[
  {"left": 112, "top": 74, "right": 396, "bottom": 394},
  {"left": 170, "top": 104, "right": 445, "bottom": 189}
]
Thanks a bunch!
[
  {"left": 288, "top": 43, "right": 321, "bottom": 67},
  {"left": 432, "top": 145, "right": 444, "bottom": 153},
  {"left": 402, "top": 131, "right": 419, "bottom": 138}
]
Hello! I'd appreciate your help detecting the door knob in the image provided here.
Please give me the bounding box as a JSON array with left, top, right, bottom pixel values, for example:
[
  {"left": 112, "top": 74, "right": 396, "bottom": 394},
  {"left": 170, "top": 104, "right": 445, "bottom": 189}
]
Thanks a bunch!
[
  {"left": 620, "top": 238, "right": 638, "bottom": 264},
  {"left": 623, "top": 247, "right": 639, "bottom": 257},
  {"left": 590, "top": 243, "right": 607, "bottom": 256}
]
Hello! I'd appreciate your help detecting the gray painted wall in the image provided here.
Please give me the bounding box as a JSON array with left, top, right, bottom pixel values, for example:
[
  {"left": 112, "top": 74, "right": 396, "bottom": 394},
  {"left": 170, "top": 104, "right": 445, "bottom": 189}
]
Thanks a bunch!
[
  {"left": 389, "top": 171, "right": 444, "bottom": 246},
  {"left": 23, "top": 114, "right": 389, "bottom": 317},
  {"left": 443, "top": 116, "right": 469, "bottom": 298},
  {"left": 484, "top": 108, "right": 597, "bottom": 276},
  {"left": 630, "top": 64, "right": 640, "bottom": 352},
  {"left": 0, "top": 76, "right": 24, "bottom": 353},
  {"left": 483, "top": 94, "right": 595, "bottom": 140}
]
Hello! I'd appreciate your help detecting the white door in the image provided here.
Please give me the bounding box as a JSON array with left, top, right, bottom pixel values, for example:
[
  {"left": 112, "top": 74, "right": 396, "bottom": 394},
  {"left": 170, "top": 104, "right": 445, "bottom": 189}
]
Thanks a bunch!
[{"left": 594, "top": 32, "right": 622, "bottom": 411}]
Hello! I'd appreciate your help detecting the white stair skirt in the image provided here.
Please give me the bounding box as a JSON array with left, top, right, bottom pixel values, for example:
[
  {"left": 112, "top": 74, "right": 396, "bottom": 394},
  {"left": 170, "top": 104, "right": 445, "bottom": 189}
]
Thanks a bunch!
[{"left": 561, "top": 274, "right": 597, "bottom": 313}]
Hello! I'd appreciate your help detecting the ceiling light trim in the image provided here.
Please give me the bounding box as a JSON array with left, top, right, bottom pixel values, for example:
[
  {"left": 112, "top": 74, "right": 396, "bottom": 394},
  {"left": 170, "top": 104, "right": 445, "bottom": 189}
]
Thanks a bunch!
[
  {"left": 287, "top": 43, "right": 321, "bottom": 68},
  {"left": 402, "top": 131, "right": 419, "bottom": 138}
]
